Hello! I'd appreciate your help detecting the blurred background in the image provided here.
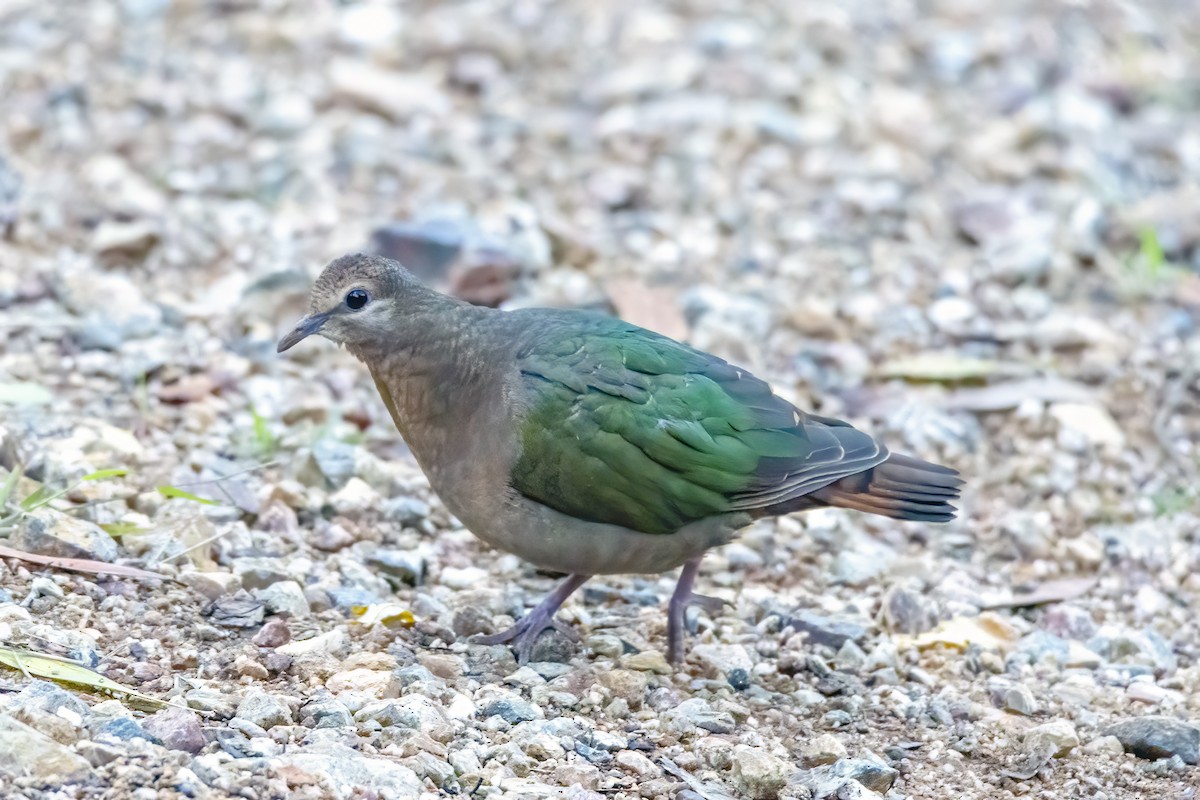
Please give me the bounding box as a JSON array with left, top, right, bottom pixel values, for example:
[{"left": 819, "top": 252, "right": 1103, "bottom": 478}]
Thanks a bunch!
[
  {"left": 1, "top": 0, "right": 1200, "bottom": 797},
  {"left": 3, "top": 0, "right": 1197, "bottom": 520}
]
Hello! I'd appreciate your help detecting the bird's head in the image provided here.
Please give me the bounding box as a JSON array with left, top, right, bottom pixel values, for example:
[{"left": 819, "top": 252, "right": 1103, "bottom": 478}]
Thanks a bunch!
[{"left": 277, "top": 252, "right": 411, "bottom": 353}]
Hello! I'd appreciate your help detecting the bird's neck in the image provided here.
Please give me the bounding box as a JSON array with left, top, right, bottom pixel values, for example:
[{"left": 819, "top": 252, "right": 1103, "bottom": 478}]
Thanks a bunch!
[{"left": 350, "top": 304, "right": 496, "bottom": 444}]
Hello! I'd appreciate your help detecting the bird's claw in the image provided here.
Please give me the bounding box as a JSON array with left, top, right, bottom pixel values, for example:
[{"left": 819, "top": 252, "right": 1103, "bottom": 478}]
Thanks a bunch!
[
  {"left": 472, "top": 611, "right": 579, "bottom": 664},
  {"left": 667, "top": 591, "right": 729, "bottom": 664},
  {"left": 689, "top": 593, "right": 730, "bottom": 616}
]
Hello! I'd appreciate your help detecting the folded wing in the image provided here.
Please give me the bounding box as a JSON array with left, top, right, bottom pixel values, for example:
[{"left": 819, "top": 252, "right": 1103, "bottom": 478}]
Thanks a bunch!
[{"left": 508, "top": 313, "right": 894, "bottom": 535}]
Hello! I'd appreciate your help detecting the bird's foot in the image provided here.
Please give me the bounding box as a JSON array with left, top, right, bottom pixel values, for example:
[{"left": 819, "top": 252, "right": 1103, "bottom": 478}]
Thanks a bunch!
[
  {"left": 471, "top": 573, "right": 591, "bottom": 664},
  {"left": 688, "top": 593, "right": 730, "bottom": 617},
  {"left": 667, "top": 591, "right": 729, "bottom": 664},
  {"left": 473, "top": 610, "right": 580, "bottom": 664}
]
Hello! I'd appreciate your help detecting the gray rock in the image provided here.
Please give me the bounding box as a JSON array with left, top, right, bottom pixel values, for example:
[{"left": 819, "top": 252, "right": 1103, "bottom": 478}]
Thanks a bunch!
[
  {"left": 91, "top": 220, "right": 160, "bottom": 259},
  {"left": 823, "top": 709, "right": 854, "bottom": 728},
  {"left": 256, "top": 92, "right": 315, "bottom": 136},
  {"left": 1040, "top": 605, "right": 1097, "bottom": 641},
  {"left": 681, "top": 286, "right": 774, "bottom": 368},
  {"left": 403, "top": 751, "right": 457, "bottom": 786},
  {"left": 76, "top": 740, "right": 125, "bottom": 768},
  {"left": 205, "top": 590, "right": 265, "bottom": 628},
  {"left": 329, "top": 477, "right": 379, "bottom": 516},
  {"left": 12, "top": 508, "right": 119, "bottom": 562},
  {"left": 60, "top": 267, "right": 164, "bottom": 347},
  {"left": 1025, "top": 720, "right": 1080, "bottom": 759},
  {"left": 799, "top": 734, "right": 848, "bottom": 768},
  {"left": 834, "top": 640, "right": 868, "bottom": 672},
  {"left": 832, "top": 539, "right": 896, "bottom": 586},
  {"left": 232, "top": 557, "right": 291, "bottom": 591},
  {"left": 585, "top": 633, "right": 625, "bottom": 660},
  {"left": 0, "top": 713, "right": 92, "bottom": 780},
  {"left": 0, "top": 151, "right": 20, "bottom": 233},
  {"left": 666, "top": 698, "right": 736, "bottom": 735},
  {"left": 1083, "top": 735, "right": 1126, "bottom": 757},
  {"left": 357, "top": 699, "right": 449, "bottom": 741},
  {"left": 785, "top": 611, "right": 869, "bottom": 649},
  {"left": 236, "top": 690, "right": 294, "bottom": 730},
  {"left": 574, "top": 740, "right": 612, "bottom": 765},
  {"left": 380, "top": 497, "right": 431, "bottom": 527},
  {"left": 326, "top": 586, "right": 381, "bottom": 609},
  {"left": 730, "top": 744, "right": 791, "bottom": 800},
  {"left": 13, "top": 680, "right": 91, "bottom": 721},
  {"left": 301, "top": 698, "right": 355, "bottom": 729},
  {"left": 1011, "top": 631, "right": 1070, "bottom": 666},
  {"left": 1106, "top": 716, "right": 1200, "bottom": 765},
  {"left": 368, "top": 548, "right": 426, "bottom": 585},
  {"left": 94, "top": 717, "right": 162, "bottom": 746},
  {"left": 255, "top": 580, "right": 310, "bottom": 617},
  {"left": 1004, "top": 685, "right": 1038, "bottom": 716},
  {"left": 879, "top": 586, "right": 932, "bottom": 634},
  {"left": 353, "top": 700, "right": 408, "bottom": 728},
  {"left": 310, "top": 438, "right": 358, "bottom": 488},
  {"left": 528, "top": 629, "right": 578, "bottom": 664},
  {"left": 179, "top": 571, "right": 241, "bottom": 600},
  {"left": 142, "top": 707, "right": 207, "bottom": 754},
  {"left": 184, "top": 689, "right": 238, "bottom": 719},
  {"left": 273, "top": 740, "right": 421, "bottom": 799},
  {"left": 691, "top": 643, "right": 753, "bottom": 675},
  {"left": 1088, "top": 627, "right": 1176, "bottom": 672},
  {"left": 480, "top": 696, "right": 539, "bottom": 724},
  {"left": 216, "top": 728, "right": 280, "bottom": 759},
  {"left": 796, "top": 756, "right": 898, "bottom": 798}
]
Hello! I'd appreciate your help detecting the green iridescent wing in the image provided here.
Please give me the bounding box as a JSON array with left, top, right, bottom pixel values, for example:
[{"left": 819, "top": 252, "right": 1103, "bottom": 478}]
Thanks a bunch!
[{"left": 508, "top": 312, "right": 887, "bottom": 535}]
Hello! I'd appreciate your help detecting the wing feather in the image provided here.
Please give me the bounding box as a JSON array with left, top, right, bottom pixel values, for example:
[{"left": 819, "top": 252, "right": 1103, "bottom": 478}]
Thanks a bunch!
[{"left": 509, "top": 311, "right": 889, "bottom": 534}]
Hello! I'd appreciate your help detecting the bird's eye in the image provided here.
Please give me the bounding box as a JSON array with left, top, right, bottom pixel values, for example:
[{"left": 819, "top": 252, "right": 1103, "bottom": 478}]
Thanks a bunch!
[{"left": 345, "top": 289, "right": 369, "bottom": 311}]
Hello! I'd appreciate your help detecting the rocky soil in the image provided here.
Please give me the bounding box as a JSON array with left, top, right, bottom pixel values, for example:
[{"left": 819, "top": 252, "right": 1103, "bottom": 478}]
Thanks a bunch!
[{"left": 1, "top": 0, "right": 1199, "bottom": 798}]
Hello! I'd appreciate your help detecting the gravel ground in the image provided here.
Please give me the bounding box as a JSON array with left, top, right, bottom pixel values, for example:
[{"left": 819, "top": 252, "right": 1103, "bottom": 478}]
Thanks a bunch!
[{"left": 1, "top": 0, "right": 1199, "bottom": 798}]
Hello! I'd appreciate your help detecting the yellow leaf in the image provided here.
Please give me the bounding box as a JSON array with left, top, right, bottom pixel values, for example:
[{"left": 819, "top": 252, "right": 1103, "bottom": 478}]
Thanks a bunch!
[
  {"left": 900, "top": 612, "right": 1022, "bottom": 652},
  {"left": 350, "top": 603, "right": 415, "bottom": 628}
]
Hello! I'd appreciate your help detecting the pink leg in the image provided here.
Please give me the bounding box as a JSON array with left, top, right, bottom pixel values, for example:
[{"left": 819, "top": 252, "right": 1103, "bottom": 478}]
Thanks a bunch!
[
  {"left": 667, "top": 557, "right": 726, "bottom": 664},
  {"left": 474, "top": 573, "right": 591, "bottom": 663}
]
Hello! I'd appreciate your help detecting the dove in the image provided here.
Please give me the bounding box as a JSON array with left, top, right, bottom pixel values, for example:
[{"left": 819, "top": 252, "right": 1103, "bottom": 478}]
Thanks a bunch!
[{"left": 278, "top": 253, "right": 961, "bottom": 663}]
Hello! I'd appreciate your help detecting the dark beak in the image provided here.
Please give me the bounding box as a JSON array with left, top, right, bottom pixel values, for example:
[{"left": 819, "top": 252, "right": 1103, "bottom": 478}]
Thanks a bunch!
[{"left": 277, "top": 312, "right": 330, "bottom": 353}]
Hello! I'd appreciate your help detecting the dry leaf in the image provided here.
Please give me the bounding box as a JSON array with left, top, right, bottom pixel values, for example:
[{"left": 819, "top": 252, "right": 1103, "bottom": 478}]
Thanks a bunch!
[
  {"left": 940, "top": 377, "right": 1096, "bottom": 412},
  {"left": 901, "top": 612, "right": 1022, "bottom": 652},
  {"left": 0, "top": 645, "right": 190, "bottom": 712},
  {"left": 0, "top": 543, "right": 166, "bottom": 581},
  {"left": 980, "top": 577, "right": 1098, "bottom": 610}
]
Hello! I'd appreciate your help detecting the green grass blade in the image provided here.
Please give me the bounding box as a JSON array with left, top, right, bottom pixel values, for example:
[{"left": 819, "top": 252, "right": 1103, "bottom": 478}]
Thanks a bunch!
[
  {"left": 81, "top": 468, "right": 129, "bottom": 481},
  {"left": 156, "top": 486, "right": 218, "bottom": 505}
]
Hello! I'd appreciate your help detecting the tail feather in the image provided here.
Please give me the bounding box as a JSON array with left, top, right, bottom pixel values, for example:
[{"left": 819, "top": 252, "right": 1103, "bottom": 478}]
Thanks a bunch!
[{"left": 806, "top": 452, "right": 962, "bottom": 523}]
